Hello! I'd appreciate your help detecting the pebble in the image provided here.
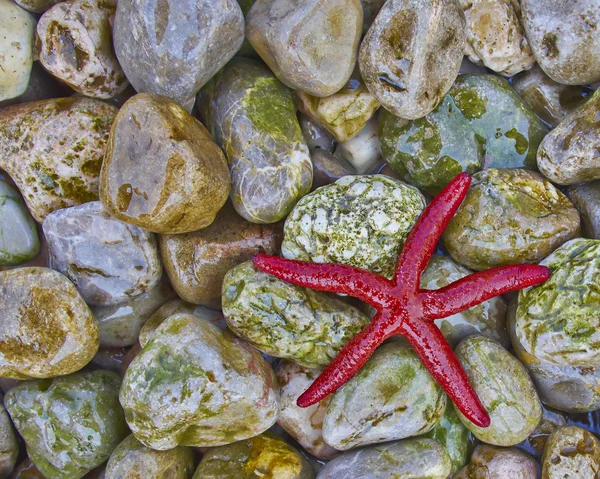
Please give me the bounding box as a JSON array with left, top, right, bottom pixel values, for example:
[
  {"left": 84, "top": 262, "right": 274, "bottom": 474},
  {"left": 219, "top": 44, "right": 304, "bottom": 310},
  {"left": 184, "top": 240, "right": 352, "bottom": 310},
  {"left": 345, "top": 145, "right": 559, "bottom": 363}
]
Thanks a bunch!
[
  {"left": 0, "top": 397, "right": 18, "bottom": 479},
  {"left": 310, "top": 150, "right": 357, "bottom": 189},
  {"left": 299, "top": 115, "right": 336, "bottom": 153},
  {"left": 333, "top": 118, "right": 382, "bottom": 174},
  {"left": 541, "top": 426, "right": 600, "bottom": 478},
  {"left": 567, "top": 181, "right": 600, "bottom": 239},
  {"left": 455, "top": 444, "right": 539, "bottom": 479}
]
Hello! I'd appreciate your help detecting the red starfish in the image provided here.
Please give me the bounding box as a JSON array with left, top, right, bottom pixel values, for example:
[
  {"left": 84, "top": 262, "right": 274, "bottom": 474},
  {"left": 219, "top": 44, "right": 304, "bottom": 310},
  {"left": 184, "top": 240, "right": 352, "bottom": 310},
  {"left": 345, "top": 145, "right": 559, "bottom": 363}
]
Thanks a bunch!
[{"left": 253, "top": 172, "right": 550, "bottom": 427}]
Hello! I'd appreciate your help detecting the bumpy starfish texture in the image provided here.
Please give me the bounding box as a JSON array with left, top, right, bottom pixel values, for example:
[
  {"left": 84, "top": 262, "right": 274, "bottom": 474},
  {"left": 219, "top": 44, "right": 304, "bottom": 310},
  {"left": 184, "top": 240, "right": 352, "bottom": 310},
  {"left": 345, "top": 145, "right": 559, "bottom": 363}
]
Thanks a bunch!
[{"left": 253, "top": 172, "right": 551, "bottom": 428}]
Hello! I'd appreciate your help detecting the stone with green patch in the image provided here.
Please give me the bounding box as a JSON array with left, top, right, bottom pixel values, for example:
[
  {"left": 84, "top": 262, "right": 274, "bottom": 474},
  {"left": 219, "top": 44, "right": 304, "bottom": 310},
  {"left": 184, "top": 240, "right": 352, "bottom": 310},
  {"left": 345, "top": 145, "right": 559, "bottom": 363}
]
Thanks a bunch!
[
  {"left": 106, "top": 434, "right": 195, "bottom": 479},
  {"left": 282, "top": 174, "right": 425, "bottom": 279},
  {"left": 0, "top": 395, "right": 18, "bottom": 478},
  {"left": 201, "top": 58, "right": 312, "bottom": 224},
  {"left": 222, "top": 261, "right": 369, "bottom": 368},
  {"left": 192, "top": 433, "right": 314, "bottom": 479},
  {"left": 541, "top": 426, "right": 600, "bottom": 479},
  {"left": 323, "top": 342, "right": 447, "bottom": 450},
  {"left": 0, "top": 97, "right": 117, "bottom": 222},
  {"left": 120, "top": 313, "right": 279, "bottom": 449},
  {"left": 0, "top": 180, "right": 39, "bottom": 266},
  {"left": 454, "top": 444, "right": 539, "bottom": 479},
  {"left": 317, "top": 438, "right": 452, "bottom": 479},
  {"left": 4, "top": 370, "right": 128, "bottom": 479},
  {"left": 455, "top": 335, "right": 542, "bottom": 446},
  {"left": 0, "top": 267, "right": 99, "bottom": 379},
  {"left": 443, "top": 168, "right": 580, "bottom": 271}
]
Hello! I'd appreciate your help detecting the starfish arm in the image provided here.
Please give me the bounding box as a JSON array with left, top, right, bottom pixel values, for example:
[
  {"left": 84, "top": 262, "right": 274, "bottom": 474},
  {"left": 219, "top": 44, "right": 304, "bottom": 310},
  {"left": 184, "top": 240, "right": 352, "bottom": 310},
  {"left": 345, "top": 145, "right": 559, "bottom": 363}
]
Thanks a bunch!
[
  {"left": 253, "top": 254, "right": 395, "bottom": 309},
  {"left": 395, "top": 172, "right": 472, "bottom": 290},
  {"left": 397, "top": 318, "right": 491, "bottom": 428},
  {"left": 420, "top": 264, "right": 551, "bottom": 320},
  {"left": 296, "top": 311, "right": 395, "bottom": 407}
]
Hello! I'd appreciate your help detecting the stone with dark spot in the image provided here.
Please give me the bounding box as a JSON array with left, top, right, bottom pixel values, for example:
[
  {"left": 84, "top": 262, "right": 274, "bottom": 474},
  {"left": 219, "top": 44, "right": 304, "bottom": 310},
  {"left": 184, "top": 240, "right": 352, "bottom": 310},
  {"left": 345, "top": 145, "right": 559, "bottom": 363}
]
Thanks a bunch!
[{"left": 541, "top": 426, "right": 600, "bottom": 478}]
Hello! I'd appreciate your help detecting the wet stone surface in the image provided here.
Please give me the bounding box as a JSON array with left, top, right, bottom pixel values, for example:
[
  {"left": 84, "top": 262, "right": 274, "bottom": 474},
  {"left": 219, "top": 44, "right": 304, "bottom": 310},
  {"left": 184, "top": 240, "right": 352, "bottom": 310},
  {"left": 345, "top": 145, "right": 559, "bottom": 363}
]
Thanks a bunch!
[
  {"left": 455, "top": 444, "right": 539, "bottom": 479},
  {"left": 541, "top": 426, "right": 600, "bottom": 478}
]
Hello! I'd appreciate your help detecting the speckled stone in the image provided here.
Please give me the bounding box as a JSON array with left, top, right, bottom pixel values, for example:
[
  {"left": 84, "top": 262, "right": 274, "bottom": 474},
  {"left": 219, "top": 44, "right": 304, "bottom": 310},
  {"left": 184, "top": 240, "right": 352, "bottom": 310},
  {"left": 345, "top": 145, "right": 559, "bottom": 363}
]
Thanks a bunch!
[
  {"left": 541, "top": 426, "right": 600, "bottom": 478},
  {"left": 0, "top": 98, "right": 117, "bottom": 222},
  {"left": 247, "top": 0, "right": 362, "bottom": 97},
  {"left": 5, "top": 370, "right": 128, "bottom": 479},
  {"left": 100, "top": 93, "right": 230, "bottom": 234},
  {"left": 521, "top": 0, "right": 600, "bottom": 85},
  {"left": 299, "top": 115, "right": 336, "bottom": 153},
  {"left": 193, "top": 433, "right": 314, "bottom": 479},
  {"left": 43, "top": 201, "right": 162, "bottom": 306},
  {"left": 222, "top": 261, "right": 369, "bottom": 368},
  {"left": 138, "top": 298, "right": 225, "bottom": 347},
  {"left": 0, "top": 397, "right": 18, "bottom": 479},
  {"left": 455, "top": 335, "right": 542, "bottom": 446},
  {"left": 275, "top": 361, "right": 339, "bottom": 460},
  {"left": 333, "top": 118, "right": 382, "bottom": 174},
  {"left": 282, "top": 175, "right": 425, "bottom": 279},
  {"left": 0, "top": 267, "right": 99, "bottom": 379},
  {"left": 92, "top": 278, "right": 176, "bottom": 348},
  {"left": 323, "top": 343, "right": 446, "bottom": 450},
  {"left": 106, "top": 434, "right": 194, "bottom": 479},
  {"left": 13, "top": 0, "right": 60, "bottom": 12},
  {"left": 310, "top": 150, "right": 356, "bottom": 189},
  {"left": 359, "top": 0, "right": 466, "bottom": 120},
  {"left": 537, "top": 89, "right": 600, "bottom": 185},
  {"left": 0, "top": 180, "right": 39, "bottom": 266},
  {"left": 443, "top": 168, "right": 580, "bottom": 271},
  {"left": 114, "top": 0, "right": 244, "bottom": 110},
  {"left": 567, "top": 181, "right": 600, "bottom": 239},
  {"left": 317, "top": 438, "right": 452, "bottom": 479},
  {"left": 461, "top": 0, "right": 534, "bottom": 76},
  {"left": 201, "top": 58, "right": 312, "bottom": 224},
  {"left": 37, "top": 0, "right": 128, "bottom": 99},
  {"left": 160, "top": 202, "right": 281, "bottom": 308},
  {"left": 0, "top": 0, "right": 34, "bottom": 102},
  {"left": 455, "top": 444, "right": 539, "bottom": 479},
  {"left": 297, "top": 74, "right": 380, "bottom": 143},
  {"left": 513, "top": 65, "right": 593, "bottom": 127},
  {"left": 120, "top": 313, "right": 279, "bottom": 450}
]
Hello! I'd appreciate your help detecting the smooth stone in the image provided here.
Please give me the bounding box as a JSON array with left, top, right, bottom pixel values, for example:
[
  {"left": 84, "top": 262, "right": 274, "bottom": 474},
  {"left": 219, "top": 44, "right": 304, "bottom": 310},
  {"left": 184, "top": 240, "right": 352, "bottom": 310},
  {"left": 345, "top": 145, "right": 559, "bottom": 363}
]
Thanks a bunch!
[
  {"left": 247, "top": 0, "right": 362, "bottom": 97},
  {"left": 200, "top": 58, "right": 312, "bottom": 224},
  {"left": 92, "top": 278, "right": 176, "bottom": 348},
  {"left": 455, "top": 335, "right": 542, "bottom": 446},
  {"left": 443, "top": 168, "right": 580, "bottom": 271},
  {"left": 0, "top": 62, "right": 65, "bottom": 108},
  {"left": 448, "top": 74, "right": 548, "bottom": 169},
  {"left": 461, "top": 0, "right": 534, "bottom": 76},
  {"left": 4, "top": 370, "right": 128, "bottom": 479},
  {"left": 120, "top": 313, "right": 279, "bottom": 449},
  {"left": 521, "top": 0, "right": 600, "bottom": 85},
  {"left": 282, "top": 175, "right": 425, "bottom": 279},
  {"left": 567, "top": 181, "right": 600, "bottom": 239},
  {"left": 193, "top": 433, "right": 314, "bottom": 479},
  {"left": 222, "top": 261, "right": 369, "bottom": 368},
  {"left": 43, "top": 201, "right": 162, "bottom": 306},
  {"left": 541, "top": 426, "right": 600, "bottom": 478},
  {"left": 299, "top": 115, "right": 336, "bottom": 153},
  {"left": 37, "top": 0, "right": 128, "bottom": 99},
  {"left": 159, "top": 202, "right": 282, "bottom": 308},
  {"left": 360, "top": 0, "right": 386, "bottom": 33},
  {"left": 100, "top": 93, "right": 230, "bottom": 234},
  {"left": 114, "top": 0, "right": 244, "bottom": 110},
  {"left": 311, "top": 150, "right": 356, "bottom": 190},
  {"left": 13, "top": 0, "right": 60, "bottom": 12},
  {"left": 0, "top": 397, "right": 18, "bottom": 479},
  {"left": 422, "top": 403, "right": 471, "bottom": 473},
  {"left": 297, "top": 74, "right": 380, "bottom": 143},
  {"left": 0, "top": 0, "right": 34, "bottom": 102},
  {"left": 0, "top": 97, "right": 117, "bottom": 222},
  {"left": 139, "top": 299, "right": 225, "bottom": 347},
  {"left": 323, "top": 343, "right": 446, "bottom": 450},
  {"left": 333, "top": 117, "right": 382, "bottom": 174},
  {"left": 105, "top": 434, "right": 194, "bottom": 479},
  {"left": 0, "top": 267, "right": 99, "bottom": 379},
  {"left": 275, "top": 361, "right": 340, "bottom": 460},
  {"left": 316, "top": 438, "right": 452, "bottom": 479},
  {"left": 455, "top": 444, "right": 539, "bottom": 479},
  {"left": 519, "top": 406, "right": 568, "bottom": 459},
  {"left": 0, "top": 180, "right": 39, "bottom": 266},
  {"left": 359, "top": 0, "right": 466, "bottom": 120},
  {"left": 513, "top": 64, "right": 594, "bottom": 127},
  {"left": 537, "top": 88, "right": 600, "bottom": 185}
]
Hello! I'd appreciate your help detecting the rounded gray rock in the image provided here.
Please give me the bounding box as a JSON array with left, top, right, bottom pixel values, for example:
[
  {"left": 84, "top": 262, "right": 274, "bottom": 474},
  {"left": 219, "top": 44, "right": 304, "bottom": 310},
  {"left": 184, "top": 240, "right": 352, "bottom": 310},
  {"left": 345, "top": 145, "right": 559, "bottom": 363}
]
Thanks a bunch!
[{"left": 455, "top": 444, "right": 539, "bottom": 479}]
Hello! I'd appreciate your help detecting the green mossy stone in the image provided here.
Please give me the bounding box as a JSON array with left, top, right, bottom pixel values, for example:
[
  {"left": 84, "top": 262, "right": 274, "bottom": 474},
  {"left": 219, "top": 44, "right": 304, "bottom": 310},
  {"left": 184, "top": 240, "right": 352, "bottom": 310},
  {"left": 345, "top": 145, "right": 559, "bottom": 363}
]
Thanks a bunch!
[
  {"left": 0, "top": 396, "right": 18, "bottom": 478},
  {"left": 4, "top": 370, "right": 128, "bottom": 479},
  {"left": 222, "top": 261, "right": 370, "bottom": 368},
  {"left": 0, "top": 180, "right": 39, "bottom": 266},
  {"left": 281, "top": 174, "right": 425, "bottom": 279},
  {"left": 119, "top": 313, "right": 278, "bottom": 450},
  {"left": 192, "top": 433, "right": 314, "bottom": 479}
]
